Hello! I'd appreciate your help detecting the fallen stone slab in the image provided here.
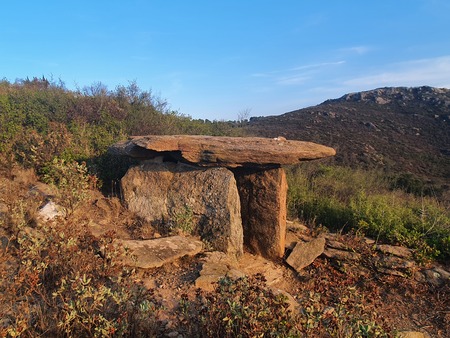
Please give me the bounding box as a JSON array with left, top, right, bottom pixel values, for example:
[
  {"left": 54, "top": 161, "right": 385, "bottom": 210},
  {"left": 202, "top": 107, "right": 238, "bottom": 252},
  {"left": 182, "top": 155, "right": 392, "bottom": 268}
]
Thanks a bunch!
[
  {"left": 195, "top": 251, "right": 285, "bottom": 291},
  {"left": 286, "top": 237, "right": 326, "bottom": 272},
  {"left": 115, "top": 236, "right": 203, "bottom": 269},
  {"left": 422, "top": 268, "right": 450, "bottom": 286},
  {"left": 433, "top": 266, "right": 450, "bottom": 280},
  {"left": 110, "top": 135, "right": 336, "bottom": 168},
  {"left": 378, "top": 256, "right": 415, "bottom": 270},
  {"left": 325, "top": 239, "right": 349, "bottom": 251}
]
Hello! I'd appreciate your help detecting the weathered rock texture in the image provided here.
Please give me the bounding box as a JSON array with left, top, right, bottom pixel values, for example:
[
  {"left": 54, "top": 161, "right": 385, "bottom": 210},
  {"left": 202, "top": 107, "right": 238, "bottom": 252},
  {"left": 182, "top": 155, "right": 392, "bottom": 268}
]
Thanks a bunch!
[
  {"left": 116, "top": 236, "right": 203, "bottom": 269},
  {"left": 111, "top": 135, "right": 336, "bottom": 167},
  {"left": 121, "top": 162, "right": 243, "bottom": 257},
  {"left": 234, "top": 167, "right": 287, "bottom": 259}
]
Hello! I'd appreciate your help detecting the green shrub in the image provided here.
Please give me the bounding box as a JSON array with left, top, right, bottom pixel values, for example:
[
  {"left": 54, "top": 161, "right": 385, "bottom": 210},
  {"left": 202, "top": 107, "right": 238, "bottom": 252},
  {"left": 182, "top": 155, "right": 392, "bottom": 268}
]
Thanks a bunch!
[
  {"left": 298, "top": 289, "right": 389, "bottom": 337},
  {"left": 42, "top": 158, "right": 92, "bottom": 217},
  {"left": 287, "top": 164, "right": 450, "bottom": 261}
]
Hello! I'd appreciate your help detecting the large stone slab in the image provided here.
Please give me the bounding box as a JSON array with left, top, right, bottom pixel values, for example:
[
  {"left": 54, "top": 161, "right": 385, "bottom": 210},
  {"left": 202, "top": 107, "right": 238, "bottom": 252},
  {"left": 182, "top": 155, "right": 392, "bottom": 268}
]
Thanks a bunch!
[
  {"left": 234, "top": 167, "right": 287, "bottom": 259},
  {"left": 110, "top": 135, "right": 336, "bottom": 167},
  {"left": 121, "top": 162, "right": 243, "bottom": 257},
  {"left": 116, "top": 236, "right": 203, "bottom": 269}
]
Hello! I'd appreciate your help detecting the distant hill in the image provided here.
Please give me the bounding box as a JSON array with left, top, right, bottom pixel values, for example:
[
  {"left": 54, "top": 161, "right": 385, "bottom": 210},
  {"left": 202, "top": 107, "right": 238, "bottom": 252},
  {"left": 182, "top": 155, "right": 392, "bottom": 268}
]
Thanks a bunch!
[{"left": 245, "top": 86, "right": 450, "bottom": 189}]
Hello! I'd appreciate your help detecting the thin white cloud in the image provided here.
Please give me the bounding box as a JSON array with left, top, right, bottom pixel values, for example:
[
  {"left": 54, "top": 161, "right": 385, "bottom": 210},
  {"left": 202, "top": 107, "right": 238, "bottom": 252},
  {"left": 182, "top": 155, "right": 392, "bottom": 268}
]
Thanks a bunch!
[
  {"left": 289, "top": 61, "right": 346, "bottom": 71},
  {"left": 275, "top": 75, "right": 310, "bottom": 86},
  {"left": 252, "top": 60, "right": 345, "bottom": 78},
  {"left": 252, "top": 60, "right": 345, "bottom": 87},
  {"left": 338, "top": 46, "right": 372, "bottom": 55},
  {"left": 343, "top": 55, "right": 450, "bottom": 88},
  {"left": 251, "top": 72, "right": 271, "bottom": 78}
]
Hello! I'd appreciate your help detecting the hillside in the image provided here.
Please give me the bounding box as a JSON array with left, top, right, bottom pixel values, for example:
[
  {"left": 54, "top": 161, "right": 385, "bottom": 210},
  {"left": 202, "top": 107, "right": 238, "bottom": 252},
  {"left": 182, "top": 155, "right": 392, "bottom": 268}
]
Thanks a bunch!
[{"left": 246, "top": 86, "right": 450, "bottom": 196}]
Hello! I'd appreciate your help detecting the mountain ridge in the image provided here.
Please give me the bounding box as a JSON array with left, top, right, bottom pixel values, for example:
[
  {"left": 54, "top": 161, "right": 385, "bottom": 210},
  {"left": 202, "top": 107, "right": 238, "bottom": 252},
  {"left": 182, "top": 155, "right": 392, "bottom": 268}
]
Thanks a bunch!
[
  {"left": 245, "top": 86, "right": 450, "bottom": 197},
  {"left": 325, "top": 86, "right": 450, "bottom": 113}
]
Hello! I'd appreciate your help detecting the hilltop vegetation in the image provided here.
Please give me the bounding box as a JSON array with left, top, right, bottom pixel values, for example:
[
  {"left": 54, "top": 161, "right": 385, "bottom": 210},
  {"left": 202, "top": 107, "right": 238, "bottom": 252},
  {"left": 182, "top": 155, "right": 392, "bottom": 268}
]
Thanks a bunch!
[
  {"left": 246, "top": 86, "right": 450, "bottom": 261},
  {"left": 0, "top": 77, "right": 244, "bottom": 188}
]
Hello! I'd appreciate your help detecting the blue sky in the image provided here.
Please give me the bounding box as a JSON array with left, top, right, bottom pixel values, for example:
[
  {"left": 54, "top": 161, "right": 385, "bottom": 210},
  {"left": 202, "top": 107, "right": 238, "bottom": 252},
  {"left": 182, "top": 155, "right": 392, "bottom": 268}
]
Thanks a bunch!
[{"left": 1, "top": 1, "right": 450, "bottom": 120}]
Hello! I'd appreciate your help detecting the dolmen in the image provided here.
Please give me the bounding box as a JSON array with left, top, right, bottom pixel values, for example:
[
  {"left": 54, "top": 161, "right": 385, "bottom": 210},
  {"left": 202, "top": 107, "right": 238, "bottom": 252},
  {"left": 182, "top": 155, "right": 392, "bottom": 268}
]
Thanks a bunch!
[{"left": 109, "top": 135, "right": 335, "bottom": 260}]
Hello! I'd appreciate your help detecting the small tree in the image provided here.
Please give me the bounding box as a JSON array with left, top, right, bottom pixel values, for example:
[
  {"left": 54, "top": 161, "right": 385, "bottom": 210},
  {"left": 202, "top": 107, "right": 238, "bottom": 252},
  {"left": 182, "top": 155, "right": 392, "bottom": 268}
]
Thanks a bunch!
[{"left": 237, "top": 108, "right": 251, "bottom": 126}]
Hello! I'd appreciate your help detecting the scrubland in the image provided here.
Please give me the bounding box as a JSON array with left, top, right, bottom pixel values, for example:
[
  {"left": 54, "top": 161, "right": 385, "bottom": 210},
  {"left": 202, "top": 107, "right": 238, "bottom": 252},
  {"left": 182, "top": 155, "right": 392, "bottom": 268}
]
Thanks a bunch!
[{"left": 1, "top": 77, "right": 448, "bottom": 337}]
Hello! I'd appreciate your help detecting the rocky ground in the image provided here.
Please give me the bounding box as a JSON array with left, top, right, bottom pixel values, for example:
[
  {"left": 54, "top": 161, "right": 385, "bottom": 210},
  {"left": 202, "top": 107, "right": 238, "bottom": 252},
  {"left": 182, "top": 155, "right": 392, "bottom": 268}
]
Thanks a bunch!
[
  {"left": 86, "top": 193, "right": 450, "bottom": 337},
  {"left": 1, "top": 169, "right": 449, "bottom": 337}
]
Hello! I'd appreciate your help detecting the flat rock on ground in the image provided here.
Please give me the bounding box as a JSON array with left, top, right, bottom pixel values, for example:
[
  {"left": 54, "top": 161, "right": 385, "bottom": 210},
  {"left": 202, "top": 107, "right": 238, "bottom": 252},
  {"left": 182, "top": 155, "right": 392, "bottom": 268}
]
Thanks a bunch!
[{"left": 115, "top": 236, "right": 203, "bottom": 269}]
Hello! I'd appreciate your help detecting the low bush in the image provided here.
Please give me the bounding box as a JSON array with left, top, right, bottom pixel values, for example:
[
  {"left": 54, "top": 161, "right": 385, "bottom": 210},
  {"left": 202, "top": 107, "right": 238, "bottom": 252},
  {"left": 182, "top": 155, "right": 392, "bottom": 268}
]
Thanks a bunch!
[
  {"left": 41, "top": 158, "right": 93, "bottom": 217},
  {"left": 178, "top": 274, "right": 300, "bottom": 337}
]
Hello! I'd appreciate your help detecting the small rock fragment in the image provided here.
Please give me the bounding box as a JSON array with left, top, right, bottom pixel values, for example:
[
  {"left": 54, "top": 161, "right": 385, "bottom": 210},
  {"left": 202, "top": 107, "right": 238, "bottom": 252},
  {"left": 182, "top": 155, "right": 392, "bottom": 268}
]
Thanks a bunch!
[
  {"left": 323, "top": 248, "right": 361, "bottom": 261},
  {"left": 37, "top": 201, "right": 64, "bottom": 221},
  {"left": 376, "top": 244, "right": 412, "bottom": 259},
  {"left": 397, "top": 331, "right": 427, "bottom": 338},
  {"left": 285, "top": 237, "right": 325, "bottom": 272},
  {"left": 378, "top": 256, "right": 415, "bottom": 270}
]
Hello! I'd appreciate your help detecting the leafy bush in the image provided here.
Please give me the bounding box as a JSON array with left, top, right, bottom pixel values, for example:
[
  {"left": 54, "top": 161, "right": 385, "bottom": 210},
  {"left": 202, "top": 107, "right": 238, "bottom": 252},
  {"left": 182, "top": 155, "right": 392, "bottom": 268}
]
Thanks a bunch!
[
  {"left": 0, "top": 77, "right": 246, "bottom": 194},
  {"left": 297, "top": 285, "right": 389, "bottom": 337}
]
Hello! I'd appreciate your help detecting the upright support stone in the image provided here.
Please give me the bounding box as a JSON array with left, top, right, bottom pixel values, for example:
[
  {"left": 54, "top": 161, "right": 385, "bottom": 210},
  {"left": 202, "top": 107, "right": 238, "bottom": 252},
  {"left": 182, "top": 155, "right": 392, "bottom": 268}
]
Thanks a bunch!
[
  {"left": 121, "top": 162, "right": 243, "bottom": 257},
  {"left": 234, "top": 167, "right": 287, "bottom": 259}
]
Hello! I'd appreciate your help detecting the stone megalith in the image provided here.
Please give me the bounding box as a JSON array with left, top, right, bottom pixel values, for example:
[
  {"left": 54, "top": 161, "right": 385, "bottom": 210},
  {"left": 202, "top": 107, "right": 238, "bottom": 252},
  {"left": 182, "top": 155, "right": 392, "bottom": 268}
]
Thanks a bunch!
[
  {"left": 110, "top": 135, "right": 336, "bottom": 260},
  {"left": 121, "top": 162, "right": 243, "bottom": 257}
]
